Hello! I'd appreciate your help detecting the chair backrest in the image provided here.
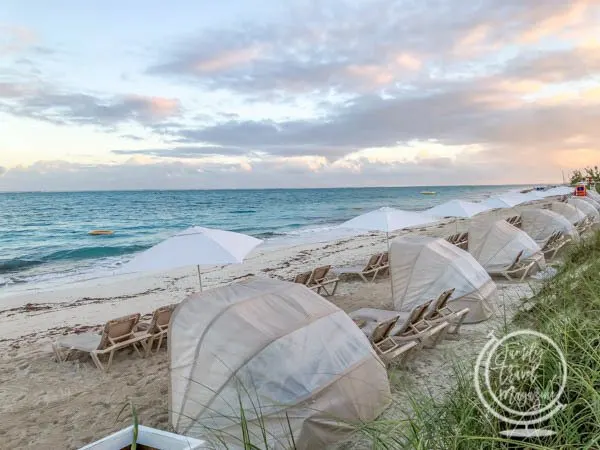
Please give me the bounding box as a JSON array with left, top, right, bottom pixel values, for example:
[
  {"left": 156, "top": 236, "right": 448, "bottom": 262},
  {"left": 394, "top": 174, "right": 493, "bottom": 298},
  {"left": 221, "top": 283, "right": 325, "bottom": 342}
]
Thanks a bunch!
[
  {"left": 294, "top": 271, "right": 312, "bottom": 285},
  {"left": 364, "top": 253, "right": 383, "bottom": 271},
  {"left": 392, "top": 300, "right": 432, "bottom": 335},
  {"left": 370, "top": 315, "right": 399, "bottom": 344},
  {"left": 310, "top": 265, "right": 331, "bottom": 283},
  {"left": 99, "top": 313, "right": 141, "bottom": 349},
  {"left": 379, "top": 252, "right": 389, "bottom": 266},
  {"left": 424, "top": 288, "right": 455, "bottom": 319},
  {"left": 147, "top": 304, "right": 176, "bottom": 334},
  {"left": 507, "top": 250, "right": 525, "bottom": 271},
  {"left": 446, "top": 233, "right": 460, "bottom": 244}
]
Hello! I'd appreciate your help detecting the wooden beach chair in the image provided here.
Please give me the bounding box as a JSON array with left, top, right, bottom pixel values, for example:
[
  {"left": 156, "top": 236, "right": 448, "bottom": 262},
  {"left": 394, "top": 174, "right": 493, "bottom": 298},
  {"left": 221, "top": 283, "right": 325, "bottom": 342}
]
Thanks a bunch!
[
  {"left": 420, "top": 288, "right": 470, "bottom": 339},
  {"left": 293, "top": 271, "right": 313, "bottom": 285},
  {"left": 135, "top": 304, "right": 176, "bottom": 356},
  {"left": 338, "top": 253, "right": 383, "bottom": 282},
  {"left": 488, "top": 250, "right": 536, "bottom": 282},
  {"left": 364, "top": 316, "right": 419, "bottom": 367},
  {"left": 542, "top": 231, "right": 568, "bottom": 260},
  {"left": 351, "top": 300, "right": 448, "bottom": 350},
  {"left": 506, "top": 216, "right": 522, "bottom": 228},
  {"left": 306, "top": 265, "right": 340, "bottom": 296},
  {"left": 52, "top": 313, "right": 147, "bottom": 372},
  {"left": 446, "top": 232, "right": 468, "bottom": 250}
]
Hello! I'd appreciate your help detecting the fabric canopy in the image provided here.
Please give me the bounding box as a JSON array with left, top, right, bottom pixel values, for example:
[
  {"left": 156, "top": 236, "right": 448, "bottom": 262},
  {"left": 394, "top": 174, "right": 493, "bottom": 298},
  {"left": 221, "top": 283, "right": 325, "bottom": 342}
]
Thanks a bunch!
[
  {"left": 580, "top": 195, "right": 600, "bottom": 211},
  {"left": 520, "top": 209, "right": 580, "bottom": 245},
  {"left": 121, "top": 226, "right": 263, "bottom": 273},
  {"left": 426, "top": 199, "right": 490, "bottom": 218},
  {"left": 568, "top": 198, "right": 600, "bottom": 222},
  {"left": 587, "top": 190, "right": 600, "bottom": 203},
  {"left": 548, "top": 202, "right": 586, "bottom": 225},
  {"left": 390, "top": 235, "right": 496, "bottom": 323},
  {"left": 468, "top": 219, "right": 545, "bottom": 273},
  {"left": 541, "top": 186, "right": 574, "bottom": 197},
  {"left": 169, "top": 278, "right": 391, "bottom": 449},
  {"left": 339, "top": 206, "right": 437, "bottom": 232},
  {"left": 483, "top": 194, "right": 532, "bottom": 209}
]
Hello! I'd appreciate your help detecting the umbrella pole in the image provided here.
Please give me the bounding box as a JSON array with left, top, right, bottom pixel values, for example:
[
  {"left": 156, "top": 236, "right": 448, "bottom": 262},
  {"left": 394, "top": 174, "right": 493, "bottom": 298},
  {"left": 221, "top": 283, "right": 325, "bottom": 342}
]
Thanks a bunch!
[
  {"left": 197, "top": 265, "right": 203, "bottom": 292},
  {"left": 386, "top": 231, "right": 394, "bottom": 302}
]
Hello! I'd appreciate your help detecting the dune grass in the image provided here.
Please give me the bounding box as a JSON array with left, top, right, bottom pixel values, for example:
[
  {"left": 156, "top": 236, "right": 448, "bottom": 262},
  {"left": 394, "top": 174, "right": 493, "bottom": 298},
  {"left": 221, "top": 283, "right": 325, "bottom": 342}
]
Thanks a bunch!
[{"left": 365, "top": 232, "right": 600, "bottom": 449}]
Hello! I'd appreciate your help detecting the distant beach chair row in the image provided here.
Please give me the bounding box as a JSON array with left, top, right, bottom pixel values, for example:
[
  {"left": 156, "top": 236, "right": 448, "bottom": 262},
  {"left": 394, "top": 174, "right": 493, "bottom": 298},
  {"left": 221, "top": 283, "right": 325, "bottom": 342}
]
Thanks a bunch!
[{"left": 52, "top": 304, "right": 175, "bottom": 371}]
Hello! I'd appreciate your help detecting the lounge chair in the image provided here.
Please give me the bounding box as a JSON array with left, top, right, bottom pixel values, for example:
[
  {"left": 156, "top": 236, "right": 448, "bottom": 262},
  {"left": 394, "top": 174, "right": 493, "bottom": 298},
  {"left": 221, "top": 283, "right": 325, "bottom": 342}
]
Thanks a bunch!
[
  {"left": 446, "top": 232, "right": 468, "bottom": 250},
  {"left": 542, "top": 231, "right": 568, "bottom": 260},
  {"left": 135, "top": 304, "right": 176, "bottom": 356},
  {"left": 506, "top": 216, "right": 522, "bottom": 228},
  {"left": 293, "top": 271, "right": 312, "bottom": 285},
  {"left": 574, "top": 217, "right": 591, "bottom": 234},
  {"left": 52, "top": 313, "right": 147, "bottom": 371},
  {"left": 365, "top": 316, "right": 419, "bottom": 367},
  {"left": 338, "top": 253, "right": 384, "bottom": 282},
  {"left": 306, "top": 265, "right": 340, "bottom": 296},
  {"left": 420, "top": 288, "right": 470, "bottom": 339},
  {"left": 351, "top": 300, "right": 449, "bottom": 350},
  {"left": 488, "top": 250, "right": 536, "bottom": 282}
]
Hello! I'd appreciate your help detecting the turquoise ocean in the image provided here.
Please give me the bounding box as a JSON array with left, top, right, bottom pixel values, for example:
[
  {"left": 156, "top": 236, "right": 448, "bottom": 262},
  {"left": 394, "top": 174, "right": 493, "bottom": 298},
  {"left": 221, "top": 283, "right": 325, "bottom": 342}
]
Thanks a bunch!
[{"left": 0, "top": 185, "right": 522, "bottom": 292}]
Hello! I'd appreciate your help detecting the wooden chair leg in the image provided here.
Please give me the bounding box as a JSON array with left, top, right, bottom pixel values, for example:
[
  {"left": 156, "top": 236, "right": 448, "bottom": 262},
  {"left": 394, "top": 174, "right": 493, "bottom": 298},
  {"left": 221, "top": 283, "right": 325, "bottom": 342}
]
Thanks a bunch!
[{"left": 91, "top": 352, "right": 106, "bottom": 371}]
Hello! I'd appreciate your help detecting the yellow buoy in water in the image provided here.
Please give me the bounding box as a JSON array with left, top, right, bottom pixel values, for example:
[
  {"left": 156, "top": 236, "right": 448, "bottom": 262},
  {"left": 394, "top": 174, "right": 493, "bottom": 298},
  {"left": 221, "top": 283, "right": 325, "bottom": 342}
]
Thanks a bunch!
[{"left": 88, "top": 230, "right": 114, "bottom": 236}]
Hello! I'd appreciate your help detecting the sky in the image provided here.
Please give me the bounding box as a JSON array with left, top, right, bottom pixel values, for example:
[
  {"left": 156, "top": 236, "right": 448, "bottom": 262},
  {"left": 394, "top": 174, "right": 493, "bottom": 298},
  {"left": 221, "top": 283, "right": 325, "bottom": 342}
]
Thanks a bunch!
[{"left": 1, "top": 0, "right": 599, "bottom": 191}]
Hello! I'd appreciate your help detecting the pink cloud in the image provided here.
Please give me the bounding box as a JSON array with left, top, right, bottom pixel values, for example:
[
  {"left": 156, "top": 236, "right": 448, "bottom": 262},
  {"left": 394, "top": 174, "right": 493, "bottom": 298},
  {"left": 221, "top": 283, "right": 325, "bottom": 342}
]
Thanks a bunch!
[
  {"left": 192, "top": 46, "right": 263, "bottom": 73},
  {"left": 0, "top": 25, "right": 36, "bottom": 54}
]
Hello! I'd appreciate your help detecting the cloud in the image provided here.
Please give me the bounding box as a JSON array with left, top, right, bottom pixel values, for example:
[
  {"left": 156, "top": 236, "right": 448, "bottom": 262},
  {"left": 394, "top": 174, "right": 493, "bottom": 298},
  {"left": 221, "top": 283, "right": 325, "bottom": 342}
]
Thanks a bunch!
[
  {"left": 0, "top": 25, "right": 36, "bottom": 54},
  {"left": 112, "top": 145, "right": 248, "bottom": 158},
  {"left": 1, "top": 90, "right": 181, "bottom": 127},
  {"left": 147, "top": 0, "right": 600, "bottom": 96},
  {"left": 0, "top": 166, "right": 6, "bottom": 177}
]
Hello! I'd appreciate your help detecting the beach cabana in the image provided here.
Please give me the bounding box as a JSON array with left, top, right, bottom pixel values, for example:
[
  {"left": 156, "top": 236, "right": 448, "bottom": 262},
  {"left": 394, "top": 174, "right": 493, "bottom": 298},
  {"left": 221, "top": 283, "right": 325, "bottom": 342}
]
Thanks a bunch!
[
  {"left": 467, "top": 219, "right": 545, "bottom": 274},
  {"left": 568, "top": 197, "right": 600, "bottom": 222},
  {"left": 520, "top": 209, "right": 580, "bottom": 245},
  {"left": 168, "top": 277, "right": 391, "bottom": 449},
  {"left": 548, "top": 202, "right": 586, "bottom": 225},
  {"left": 580, "top": 195, "right": 600, "bottom": 211},
  {"left": 587, "top": 190, "right": 600, "bottom": 203},
  {"left": 389, "top": 235, "right": 496, "bottom": 323}
]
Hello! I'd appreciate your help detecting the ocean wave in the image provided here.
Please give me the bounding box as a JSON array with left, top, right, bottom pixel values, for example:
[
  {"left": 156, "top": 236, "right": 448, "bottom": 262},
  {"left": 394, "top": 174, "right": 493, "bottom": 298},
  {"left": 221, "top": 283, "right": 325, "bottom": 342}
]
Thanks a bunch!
[
  {"left": 0, "top": 244, "right": 149, "bottom": 275},
  {"left": 230, "top": 209, "right": 257, "bottom": 214}
]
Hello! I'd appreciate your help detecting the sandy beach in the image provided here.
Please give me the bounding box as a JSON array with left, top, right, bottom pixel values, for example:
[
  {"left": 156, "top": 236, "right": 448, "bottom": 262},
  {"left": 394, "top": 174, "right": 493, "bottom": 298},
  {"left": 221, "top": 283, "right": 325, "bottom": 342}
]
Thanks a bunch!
[{"left": 0, "top": 202, "right": 552, "bottom": 449}]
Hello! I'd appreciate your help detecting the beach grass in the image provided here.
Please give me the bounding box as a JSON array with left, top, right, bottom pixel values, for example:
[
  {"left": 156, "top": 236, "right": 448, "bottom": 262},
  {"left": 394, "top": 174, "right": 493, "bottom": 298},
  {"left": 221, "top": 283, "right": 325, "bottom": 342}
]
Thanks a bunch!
[{"left": 364, "top": 231, "right": 600, "bottom": 449}]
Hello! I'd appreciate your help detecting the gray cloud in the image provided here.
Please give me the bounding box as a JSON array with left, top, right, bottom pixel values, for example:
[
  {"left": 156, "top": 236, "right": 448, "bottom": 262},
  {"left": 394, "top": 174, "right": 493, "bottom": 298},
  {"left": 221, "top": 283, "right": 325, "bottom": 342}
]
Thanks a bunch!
[
  {"left": 112, "top": 146, "right": 249, "bottom": 158},
  {"left": 0, "top": 166, "right": 6, "bottom": 177},
  {"left": 0, "top": 90, "right": 181, "bottom": 127},
  {"left": 148, "top": 0, "right": 590, "bottom": 94}
]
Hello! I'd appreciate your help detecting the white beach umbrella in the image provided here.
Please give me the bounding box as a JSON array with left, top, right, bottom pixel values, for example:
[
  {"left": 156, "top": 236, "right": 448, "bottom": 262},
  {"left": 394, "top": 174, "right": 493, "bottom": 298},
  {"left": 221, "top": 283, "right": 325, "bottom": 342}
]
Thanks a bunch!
[
  {"left": 339, "top": 207, "right": 438, "bottom": 240},
  {"left": 120, "top": 226, "right": 263, "bottom": 290},
  {"left": 339, "top": 207, "right": 437, "bottom": 298},
  {"left": 427, "top": 199, "right": 490, "bottom": 218},
  {"left": 483, "top": 194, "right": 533, "bottom": 209}
]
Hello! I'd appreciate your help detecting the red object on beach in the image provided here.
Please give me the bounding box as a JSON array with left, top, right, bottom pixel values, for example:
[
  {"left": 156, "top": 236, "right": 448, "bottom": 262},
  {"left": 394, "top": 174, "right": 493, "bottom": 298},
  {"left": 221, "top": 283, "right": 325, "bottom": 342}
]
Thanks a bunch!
[{"left": 575, "top": 184, "right": 586, "bottom": 197}]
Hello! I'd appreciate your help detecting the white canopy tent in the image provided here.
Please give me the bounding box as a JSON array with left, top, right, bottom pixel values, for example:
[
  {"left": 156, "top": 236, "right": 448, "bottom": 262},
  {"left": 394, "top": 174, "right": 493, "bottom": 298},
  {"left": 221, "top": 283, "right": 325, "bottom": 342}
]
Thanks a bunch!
[
  {"left": 483, "top": 194, "right": 533, "bottom": 209},
  {"left": 581, "top": 195, "right": 600, "bottom": 211},
  {"left": 587, "top": 190, "right": 600, "bottom": 203},
  {"left": 169, "top": 278, "right": 391, "bottom": 449},
  {"left": 120, "top": 226, "right": 263, "bottom": 290},
  {"left": 568, "top": 197, "right": 600, "bottom": 222},
  {"left": 389, "top": 235, "right": 496, "bottom": 323},
  {"left": 520, "top": 209, "right": 580, "bottom": 245},
  {"left": 541, "top": 186, "right": 574, "bottom": 197},
  {"left": 468, "top": 219, "right": 545, "bottom": 273},
  {"left": 549, "top": 202, "right": 587, "bottom": 225}
]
